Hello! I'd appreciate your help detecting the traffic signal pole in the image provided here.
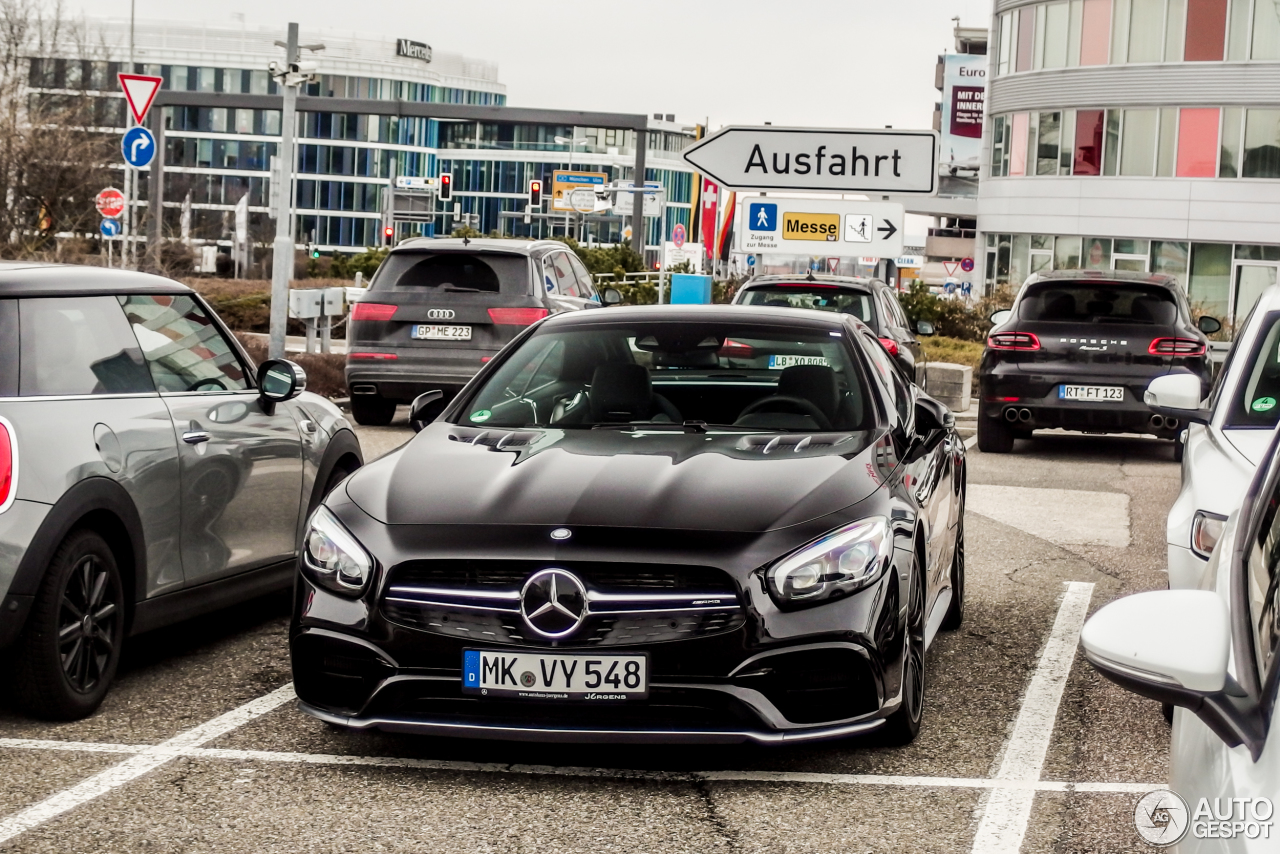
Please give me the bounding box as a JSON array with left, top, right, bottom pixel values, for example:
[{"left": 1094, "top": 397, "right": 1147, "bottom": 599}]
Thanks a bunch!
[{"left": 268, "top": 23, "right": 300, "bottom": 361}]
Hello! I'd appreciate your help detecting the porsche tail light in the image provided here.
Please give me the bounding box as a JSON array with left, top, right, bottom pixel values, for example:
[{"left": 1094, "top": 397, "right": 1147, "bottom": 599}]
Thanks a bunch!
[
  {"left": 877, "top": 337, "right": 899, "bottom": 357},
  {"left": 718, "top": 338, "right": 755, "bottom": 358},
  {"left": 988, "top": 332, "right": 1041, "bottom": 351},
  {"left": 0, "top": 417, "right": 15, "bottom": 513},
  {"left": 488, "top": 307, "right": 549, "bottom": 325},
  {"left": 1149, "top": 338, "right": 1205, "bottom": 356},
  {"left": 350, "top": 302, "right": 397, "bottom": 322}
]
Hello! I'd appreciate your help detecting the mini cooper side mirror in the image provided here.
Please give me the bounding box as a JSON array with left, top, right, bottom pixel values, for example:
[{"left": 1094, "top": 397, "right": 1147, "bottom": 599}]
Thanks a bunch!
[
  {"left": 916, "top": 319, "right": 935, "bottom": 336},
  {"left": 1197, "top": 315, "right": 1223, "bottom": 334},
  {"left": 1144, "top": 373, "right": 1211, "bottom": 425},
  {"left": 1081, "top": 589, "right": 1265, "bottom": 758},
  {"left": 989, "top": 309, "right": 1012, "bottom": 326},
  {"left": 257, "top": 359, "right": 306, "bottom": 414},
  {"left": 600, "top": 287, "right": 624, "bottom": 306},
  {"left": 409, "top": 390, "right": 445, "bottom": 433}
]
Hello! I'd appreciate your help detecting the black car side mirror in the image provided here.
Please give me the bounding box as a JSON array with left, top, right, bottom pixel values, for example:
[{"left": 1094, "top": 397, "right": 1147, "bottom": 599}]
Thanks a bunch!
[
  {"left": 409, "top": 390, "right": 445, "bottom": 433},
  {"left": 1197, "top": 315, "right": 1223, "bottom": 334},
  {"left": 916, "top": 319, "right": 935, "bottom": 336},
  {"left": 257, "top": 359, "right": 306, "bottom": 414},
  {"left": 915, "top": 396, "right": 954, "bottom": 434},
  {"left": 600, "top": 287, "right": 624, "bottom": 306}
]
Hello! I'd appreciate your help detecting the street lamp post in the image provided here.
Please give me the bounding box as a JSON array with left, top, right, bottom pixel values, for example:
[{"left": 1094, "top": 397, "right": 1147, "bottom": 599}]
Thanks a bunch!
[
  {"left": 554, "top": 134, "right": 588, "bottom": 242},
  {"left": 267, "top": 24, "right": 323, "bottom": 360}
]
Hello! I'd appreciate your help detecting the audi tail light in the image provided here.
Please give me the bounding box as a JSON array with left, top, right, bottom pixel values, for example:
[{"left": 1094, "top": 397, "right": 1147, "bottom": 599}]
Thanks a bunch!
[
  {"left": 988, "top": 332, "right": 1041, "bottom": 351},
  {"left": 348, "top": 352, "right": 398, "bottom": 360},
  {"left": 351, "top": 302, "right": 397, "bottom": 322},
  {"left": 0, "top": 416, "right": 15, "bottom": 514},
  {"left": 1149, "top": 338, "right": 1206, "bottom": 356},
  {"left": 877, "top": 337, "right": 900, "bottom": 357},
  {"left": 718, "top": 339, "right": 756, "bottom": 358},
  {"left": 488, "top": 307, "right": 549, "bottom": 325}
]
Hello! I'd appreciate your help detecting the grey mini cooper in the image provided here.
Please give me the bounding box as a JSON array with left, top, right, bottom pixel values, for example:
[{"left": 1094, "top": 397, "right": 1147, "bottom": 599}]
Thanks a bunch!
[{"left": 0, "top": 264, "right": 362, "bottom": 719}]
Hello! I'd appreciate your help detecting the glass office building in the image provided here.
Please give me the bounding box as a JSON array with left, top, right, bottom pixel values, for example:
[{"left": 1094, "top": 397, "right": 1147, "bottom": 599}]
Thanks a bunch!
[
  {"left": 30, "top": 18, "right": 696, "bottom": 258},
  {"left": 979, "top": 0, "right": 1280, "bottom": 326}
]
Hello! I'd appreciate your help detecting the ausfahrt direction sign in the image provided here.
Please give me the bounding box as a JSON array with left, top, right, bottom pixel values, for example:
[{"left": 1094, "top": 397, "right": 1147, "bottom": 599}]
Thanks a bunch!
[
  {"left": 738, "top": 198, "right": 905, "bottom": 259},
  {"left": 683, "top": 126, "right": 938, "bottom": 196}
]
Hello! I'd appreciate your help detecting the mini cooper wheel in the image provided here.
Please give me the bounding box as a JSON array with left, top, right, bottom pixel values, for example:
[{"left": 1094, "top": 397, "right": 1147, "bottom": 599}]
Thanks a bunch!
[
  {"left": 881, "top": 559, "right": 927, "bottom": 745},
  {"left": 13, "top": 529, "right": 125, "bottom": 720}
]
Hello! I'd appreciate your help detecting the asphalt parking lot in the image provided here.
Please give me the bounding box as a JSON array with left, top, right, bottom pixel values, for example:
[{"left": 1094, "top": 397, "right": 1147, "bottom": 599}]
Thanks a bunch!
[{"left": 0, "top": 414, "right": 1181, "bottom": 853}]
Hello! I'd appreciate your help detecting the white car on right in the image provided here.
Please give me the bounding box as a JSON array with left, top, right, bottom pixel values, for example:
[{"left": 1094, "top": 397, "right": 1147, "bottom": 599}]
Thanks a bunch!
[{"left": 1147, "top": 284, "right": 1280, "bottom": 589}]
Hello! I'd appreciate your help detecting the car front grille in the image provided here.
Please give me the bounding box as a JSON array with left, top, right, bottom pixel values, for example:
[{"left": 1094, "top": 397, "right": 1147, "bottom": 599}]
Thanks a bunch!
[{"left": 381, "top": 560, "right": 746, "bottom": 647}]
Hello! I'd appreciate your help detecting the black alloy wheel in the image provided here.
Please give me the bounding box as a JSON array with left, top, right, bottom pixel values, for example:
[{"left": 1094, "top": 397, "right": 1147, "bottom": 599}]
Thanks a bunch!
[
  {"left": 941, "top": 512, "right": 965, "bottom": 631},
  {"left": 13, "top": 529, "right": 125, "bottom": 720},
  {"left": 350, "top": 394, "right": 397, "bottom": 426},
  {"left": 881, "top": 556, "right": 927, "bottom": 745},
  {"left": 976, "top": 412, "right": 1015, "bottom": 453}
]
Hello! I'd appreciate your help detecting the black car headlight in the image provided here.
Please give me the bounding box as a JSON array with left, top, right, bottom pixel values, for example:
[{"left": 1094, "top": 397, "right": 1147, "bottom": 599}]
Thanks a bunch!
[
  {"left": 766, "top": 517, "right": 893, "bottom": 608},
  {"left": 302, "top": 506, "right": 373, "bottom": 595}
]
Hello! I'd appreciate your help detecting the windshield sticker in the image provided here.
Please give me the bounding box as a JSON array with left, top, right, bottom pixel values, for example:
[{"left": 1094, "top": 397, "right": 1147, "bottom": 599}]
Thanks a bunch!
[
  {"left": 1252, "top": 397, "right": 1276, "bottom": 413},
  {"left": 470, "top": 409, "right": 492, "bottom": 422}
]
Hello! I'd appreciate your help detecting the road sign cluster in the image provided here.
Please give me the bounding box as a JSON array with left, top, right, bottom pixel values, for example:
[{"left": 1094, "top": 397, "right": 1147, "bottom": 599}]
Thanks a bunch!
[{"left": 739, "top": 198, "right": 905, "bottom": 259}]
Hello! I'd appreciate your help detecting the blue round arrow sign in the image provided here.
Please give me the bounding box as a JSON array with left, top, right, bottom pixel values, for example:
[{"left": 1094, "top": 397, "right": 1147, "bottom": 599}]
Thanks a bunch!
[
  {"left": 100, "top": 219, "right": 121, "bottom": 237},
  {"left": 122, "top": 126, "right": 155, "bottom": 168}
]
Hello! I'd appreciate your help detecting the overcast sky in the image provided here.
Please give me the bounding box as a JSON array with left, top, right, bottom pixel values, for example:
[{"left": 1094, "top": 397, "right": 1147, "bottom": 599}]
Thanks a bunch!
[{"left": 73, "top": 0, "right": 993, "bottom": 132}]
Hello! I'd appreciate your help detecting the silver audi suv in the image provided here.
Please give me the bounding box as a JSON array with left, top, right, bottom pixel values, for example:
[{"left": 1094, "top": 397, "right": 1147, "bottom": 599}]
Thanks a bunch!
[{"left": 0, "top": 264, "right": 362, "bottom": 719}]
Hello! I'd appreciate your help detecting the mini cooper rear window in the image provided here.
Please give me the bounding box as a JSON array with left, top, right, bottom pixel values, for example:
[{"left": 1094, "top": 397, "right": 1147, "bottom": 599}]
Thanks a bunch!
[
  {"left": 373, "top": 252, "right": 529, "bottom": 295},
  {"left": 740, "top": 286, "right": 874, "bottom": 323},
  {"left": 1019, "top": 283, "right": 1179, "bottom": 324}
]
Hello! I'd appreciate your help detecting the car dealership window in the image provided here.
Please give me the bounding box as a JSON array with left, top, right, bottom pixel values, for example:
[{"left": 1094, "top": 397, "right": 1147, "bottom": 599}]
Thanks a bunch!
[{"left": 121, "top": 295, "right": 250, "bottom": 394}]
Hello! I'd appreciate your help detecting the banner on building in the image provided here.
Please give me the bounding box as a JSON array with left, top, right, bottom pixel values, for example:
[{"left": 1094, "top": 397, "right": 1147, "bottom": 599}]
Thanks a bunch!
[{"left": 939, "top": 54, "right": 986, "bottom": 198}]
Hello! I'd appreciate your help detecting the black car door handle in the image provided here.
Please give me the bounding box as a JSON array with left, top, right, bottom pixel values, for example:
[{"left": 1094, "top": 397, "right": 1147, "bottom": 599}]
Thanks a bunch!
[{"left": 182, "top": 430, "right": 211, "bottom": 445}]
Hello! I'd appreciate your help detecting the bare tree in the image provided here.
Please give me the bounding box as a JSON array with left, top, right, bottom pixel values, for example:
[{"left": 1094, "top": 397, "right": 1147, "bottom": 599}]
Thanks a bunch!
[{"left": 0, "top": 0, "right": 117, "bottom": 258}]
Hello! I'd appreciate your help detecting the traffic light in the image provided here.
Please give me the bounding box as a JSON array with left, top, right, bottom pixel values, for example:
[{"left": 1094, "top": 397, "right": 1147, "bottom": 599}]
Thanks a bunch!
[
  {"left": 438, "top": 172, "right": 452, "bottom": 202},
  {"left": 311, "top": 247, "right": 319, "bottom": 259},
  {"left": 383, "top": 225, "right": 394, "bottom": 245},
  {"left": 529, "top": 179, "right": 542, "bottom": 207}
]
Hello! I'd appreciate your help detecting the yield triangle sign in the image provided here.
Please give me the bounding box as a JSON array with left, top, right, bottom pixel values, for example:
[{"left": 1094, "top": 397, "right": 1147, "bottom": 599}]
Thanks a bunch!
[
  {"left": 943, "top": 260, "right": 960, "bottom": 276},
  {"left": 118, "top": 74, "right": 163, "bottom": 124}
]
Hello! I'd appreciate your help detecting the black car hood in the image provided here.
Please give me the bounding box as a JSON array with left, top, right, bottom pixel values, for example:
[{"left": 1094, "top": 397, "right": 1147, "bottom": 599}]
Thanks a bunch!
[{"left": 344, "top": 423, "right": 892, "bottom": 533}]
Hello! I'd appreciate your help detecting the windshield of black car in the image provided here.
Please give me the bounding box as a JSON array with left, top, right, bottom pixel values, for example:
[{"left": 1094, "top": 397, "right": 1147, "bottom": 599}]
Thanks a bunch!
[
  {"left": 458, "top": 322, "right": 874, "bottom": 432},
  {"left": 372, "top": 252, "right": 529, "bottom": 294},
  {"left": 1017, "top": 282, "right": 1181, "bottom": 324},
  {"left": 740, "top": 285, "right": 873, "bottom": 323},
  {"left": 1227, "top": 312, "right": 1280, "bottom": 428}
]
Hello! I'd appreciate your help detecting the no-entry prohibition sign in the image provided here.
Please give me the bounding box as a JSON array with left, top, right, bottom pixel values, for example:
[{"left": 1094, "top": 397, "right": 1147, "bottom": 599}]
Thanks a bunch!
[{"left": 95, "top": 187, "right": 125, "bottom": 219}]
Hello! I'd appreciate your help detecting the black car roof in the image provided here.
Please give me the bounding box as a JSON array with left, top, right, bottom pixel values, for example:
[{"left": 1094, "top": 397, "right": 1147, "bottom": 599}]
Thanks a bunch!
[
  {"left": 389, "top": 237, "right": 558, "bottom": 257},
  {"left": 0, "top": 263, "right": 192, "bottom": 297},
  {"left": 1022, "top": 270, "right": 1181, "bottom": 289},
  {"left": 540, "top": 303, "right": 853, "bottom": 332}
]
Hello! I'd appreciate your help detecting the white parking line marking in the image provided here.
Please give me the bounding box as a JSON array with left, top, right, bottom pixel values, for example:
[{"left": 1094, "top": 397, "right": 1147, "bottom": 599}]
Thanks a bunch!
[
  {"left": 0, "top": 740, "right": 1159, "bottom": 795},
  {"left": 968, "top": 485, "right": 1130, "bottom": 548},
  {"left": 964, "top": 435, "right": 978, "bottom": 451},
  {"left": 970, "top": 581, "right": 1095, "bottom": 854},
  {"left": 0, "top": 684, "right": 295, "bottom": 845}
]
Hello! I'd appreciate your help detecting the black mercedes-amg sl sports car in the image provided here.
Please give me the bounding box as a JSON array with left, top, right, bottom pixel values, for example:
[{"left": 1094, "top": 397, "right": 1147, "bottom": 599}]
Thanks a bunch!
[{"left": 291, "top": 304, "right": 966, "bottom": 745}]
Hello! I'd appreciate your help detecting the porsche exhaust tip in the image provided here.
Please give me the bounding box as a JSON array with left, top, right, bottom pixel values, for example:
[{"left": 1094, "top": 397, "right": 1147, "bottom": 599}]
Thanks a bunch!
[
  {"left": 1017, "top": 408, "right": 1033, "bottom": 423},
  {"left": 1004, "top": 408, "right": 1019, "bottom": 422}
]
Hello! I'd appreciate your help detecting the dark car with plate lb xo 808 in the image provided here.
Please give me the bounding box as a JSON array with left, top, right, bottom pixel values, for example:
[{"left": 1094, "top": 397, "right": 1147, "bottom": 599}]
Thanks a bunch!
[
  {"left": 731, "top": 274, "right": 933, "bottom": 385},
  {"left": 293, "top": 304, "right": 966, "bottom": 745},
  {"left": 344, "top": 238, "right": 609, "bottom": 426},
  {"left": 977, "top": 270, "right": 1218, "bottom": 455}
]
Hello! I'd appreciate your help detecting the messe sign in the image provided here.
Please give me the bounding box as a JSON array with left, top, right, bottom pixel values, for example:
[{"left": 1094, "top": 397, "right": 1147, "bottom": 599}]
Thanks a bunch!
[
  {"left": 683, "top": 126, "right": 938, "bottom": 195},
  {"left": 95, "top": 187, "right": 125, "bottom": 219},
  {"left": 738, "top": 198, "right": 905, "bottom": 258}
]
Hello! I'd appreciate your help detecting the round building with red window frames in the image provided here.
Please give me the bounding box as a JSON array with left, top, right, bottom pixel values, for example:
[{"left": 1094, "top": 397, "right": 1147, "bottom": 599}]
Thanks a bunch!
[{"left": 978, "top": 0, "right": 1280, "bottom": 331}]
